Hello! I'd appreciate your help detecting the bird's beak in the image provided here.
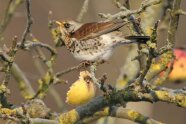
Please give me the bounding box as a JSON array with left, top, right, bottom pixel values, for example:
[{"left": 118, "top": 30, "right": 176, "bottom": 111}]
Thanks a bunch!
[{"left": 55, "top": 21, "right": 64, "bottom": 27}]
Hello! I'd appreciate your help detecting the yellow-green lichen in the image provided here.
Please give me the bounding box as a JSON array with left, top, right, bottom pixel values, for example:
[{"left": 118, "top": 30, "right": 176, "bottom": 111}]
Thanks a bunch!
[
  {"left": 175, "top": 94, "right": 186, "bottom": 107},
  {"left": 128, "top": 110, "right": 141, "bottom": 121},
  {"left": 59, "top": 109, "right": 79, "bottom": 124},
  {"left": 0, "top": 108, "right": 16, "bottom": 116}
]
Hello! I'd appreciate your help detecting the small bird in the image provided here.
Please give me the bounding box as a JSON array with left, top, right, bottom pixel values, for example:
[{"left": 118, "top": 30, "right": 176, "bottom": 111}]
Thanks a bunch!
[{"left": 56, "top": 20, "right": 150, "bottom": 61}]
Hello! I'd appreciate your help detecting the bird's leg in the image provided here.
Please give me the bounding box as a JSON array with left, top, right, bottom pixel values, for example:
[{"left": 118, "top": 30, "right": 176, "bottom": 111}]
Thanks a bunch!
[
  {"left": 80, "top": 59, "right": 105, "bottom": 67},
  {"left": 80, "top": 60, "right": 93, "bottom": 68}
]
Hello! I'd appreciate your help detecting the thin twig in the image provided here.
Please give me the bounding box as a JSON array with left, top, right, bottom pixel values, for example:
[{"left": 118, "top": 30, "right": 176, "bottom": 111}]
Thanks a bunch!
[
  {"left": 0, "top": 47, "right": 35, "bottom": 98},
  {"left": 0, "top": 52, "right": 12, "bottom": 63},
  {"left": 29, "top": 118, "right": 58, "bottom": 124},
  {"left": 100, "top": 0, "right": 162, "bottom": 20},
  {"left": 123, "top": 0, "right": 130, "bottom": 9},
  {"left": 2, "top": 36, "right": 18, "bottom": 86},
  {"left": 55, "top": 62, "right": 90, "bottom": 78},
  {"left": 177, "top": 10, "right": 186, "bottom": 15},
  {"left": 0, "top": 0, "right": 23, "bottom": 38},
  {"left": 0, "top": 0, "right": 13, "bottom": 35},
  {"left": 18, "top": 41, "right": 57, "bottom": 55},
  {"left": 136, "top": 21, "right": 159, "bottom": 84},
  {"left": 128, "top": 15, "right": 145, "bottom": 35},
  {"left": 167, "top": 0, "right": 181, "bottom": 48},
  {"left": 30, "top": 47, "right": 65, "bottom": 110},
  {"left": 11, "top": 63, "right": 35, "bottom": 97},
  {"left": 112, "top": 0, "right": 128, "bottom": 11},
  {"left": 153, "top": 58, "right": 174, "bottom": 85},
  {"left": 20, "top": 0, "right": 33, "bottom": 48},
  {"left": 76, "top": 0, "right": 90, "bottom": 22},
  {"left": 110, "top": 107, "right": 164, "bottom": 124}
]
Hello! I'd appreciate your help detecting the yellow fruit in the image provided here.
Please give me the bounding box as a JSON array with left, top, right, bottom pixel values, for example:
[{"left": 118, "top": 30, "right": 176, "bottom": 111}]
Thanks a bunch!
[
  {"left": 169, "top": 57, "right": 186, "bottom": 80},
  {"left": 66, "top": 71, "right": 96, "bottom": 105}
]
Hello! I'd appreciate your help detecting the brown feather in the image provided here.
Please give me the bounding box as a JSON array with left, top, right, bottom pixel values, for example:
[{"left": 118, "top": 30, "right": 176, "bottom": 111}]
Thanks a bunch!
[{"left": 71, "top": 20, "right": 127, "bottom": 40}]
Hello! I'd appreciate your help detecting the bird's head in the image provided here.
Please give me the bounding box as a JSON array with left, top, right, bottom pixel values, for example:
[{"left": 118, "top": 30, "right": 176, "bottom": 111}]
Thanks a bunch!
[
  {"left": 55, "top": 20, "right": 82, "bottom": 36},
  {"left": 55, "top": 20, "right": 82, "bottom": 46}
]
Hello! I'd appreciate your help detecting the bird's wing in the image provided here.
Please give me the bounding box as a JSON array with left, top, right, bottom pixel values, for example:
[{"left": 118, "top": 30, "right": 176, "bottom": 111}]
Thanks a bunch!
[{"left": 70, "top": 20, "right": 128, "bottom": 40}]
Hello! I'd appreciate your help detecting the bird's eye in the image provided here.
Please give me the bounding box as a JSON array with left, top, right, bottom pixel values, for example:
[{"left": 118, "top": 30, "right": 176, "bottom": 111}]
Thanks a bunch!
[{"left": 64, "top": 23, "right": 70, "bottom": 28}]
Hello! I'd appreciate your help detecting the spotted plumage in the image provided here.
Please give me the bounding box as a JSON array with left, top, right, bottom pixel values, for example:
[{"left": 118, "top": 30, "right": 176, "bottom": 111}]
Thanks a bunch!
[{"left": 56, "top": 20, "right": 150, "bottom": 61}]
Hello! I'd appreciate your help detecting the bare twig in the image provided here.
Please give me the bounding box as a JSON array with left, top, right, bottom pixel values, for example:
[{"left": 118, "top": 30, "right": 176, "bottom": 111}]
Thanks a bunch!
[
  {"left": 0, "top": 48, "right": 35, "bottom": 98},
  {"left": 0, "top": 0, "right": 14, "bottom": 35},
  {"left": 18, "top": 41, "right": 57, "bottom": 56},
  {"left": 76, "top": 0, "right": 90, "bottom": 22},
  {"left": 20, "top": 0, "right": 33, "bottom": 48},
  {"left": 0, "top": 52, "right": 12, "bottom": 63},
  {"left": 136, "top": 21, "right": 159, "bottom": 84},
  {"left": 100, "top": 0, "right": 162, "bottom": 20},
  {"left": 2, "top": 36, "right": 18, "bottom": 86},
  {"left": 29, "top": 118, "right": 58, "bottom": 124},
  {"left": 177, "top": 10, "right": 186, "bottom": 15},
  {"left": 123, "top": 0, "right": 130, "bottom": 9},
  {"left": 128, "top": 15, "right": 145, "bottom": 35},
  {"left": 0, "top": 0, "right": 23, "bottom": 39},
  {"left": 11, "top": 63, "right": 35, "bottom": 97},
  {"left": 59, "top": 84, "right": 186, "bottom": 123},
  {"left": 78, "top": 107, "right": 163, "bottom": 124},
  {"left": 153, "top": 0, "right": 183, "bottom": 85},
  {"left": 30, "top": 45, "right": 65, "bottom": 110},
  {"left": 153, "top": 58, "right": 174, "bottom": 85},
  {"left": 110, "top": 107, "right": 164, "bottom": 124},
  {"left": 112, "top": 0, "right": 128, "bottom": 11},
  {"left": 55, "top": 62, "right": 91, "bottom": 78},
  {"left": 167, "top": 0, "right": 181, "bottom": 48}
]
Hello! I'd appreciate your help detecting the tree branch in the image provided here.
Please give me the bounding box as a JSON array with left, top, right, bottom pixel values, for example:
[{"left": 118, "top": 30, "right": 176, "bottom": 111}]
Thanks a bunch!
[
  {"left": 20, "top": 0, "right": 33, "bottom": 48},
  {"left": 58, "top": 84, "right": 186, "bottom": 123}
]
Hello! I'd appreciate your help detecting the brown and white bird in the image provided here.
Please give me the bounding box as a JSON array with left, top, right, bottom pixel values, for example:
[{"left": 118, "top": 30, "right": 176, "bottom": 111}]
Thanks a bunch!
[{"left": 56, "top": 20, "right": 150, "bottom": 61}]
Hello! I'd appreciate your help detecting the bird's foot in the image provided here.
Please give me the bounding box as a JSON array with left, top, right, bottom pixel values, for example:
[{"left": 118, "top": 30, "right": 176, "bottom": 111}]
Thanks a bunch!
[{"left": 80, "top": 60, "right": 93, "bottom": 68}]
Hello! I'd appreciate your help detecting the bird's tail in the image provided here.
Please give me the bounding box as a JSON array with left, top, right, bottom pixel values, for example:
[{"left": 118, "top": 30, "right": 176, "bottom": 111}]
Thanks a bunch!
[{"left": 125, "top": 36, "right": 150, "bottom": 44}]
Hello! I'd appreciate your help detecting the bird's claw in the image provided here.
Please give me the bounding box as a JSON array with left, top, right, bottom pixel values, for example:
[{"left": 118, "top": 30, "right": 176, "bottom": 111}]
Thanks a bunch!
[{"left": 80, "top": 60, "right": 93, "bottom": 68}]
